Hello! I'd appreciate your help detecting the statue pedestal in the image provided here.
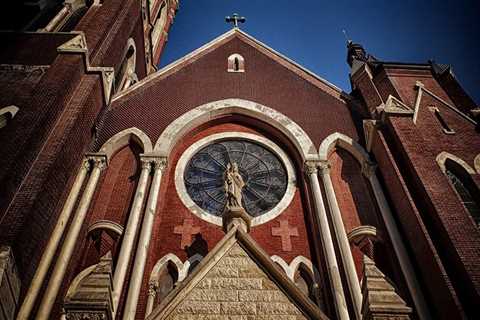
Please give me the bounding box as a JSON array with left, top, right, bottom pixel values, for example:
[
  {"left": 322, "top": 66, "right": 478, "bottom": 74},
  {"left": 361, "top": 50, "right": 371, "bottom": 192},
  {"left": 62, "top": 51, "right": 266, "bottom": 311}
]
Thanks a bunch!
[{"left": 223, "top": 207, "right": 252, "bottom": 233}]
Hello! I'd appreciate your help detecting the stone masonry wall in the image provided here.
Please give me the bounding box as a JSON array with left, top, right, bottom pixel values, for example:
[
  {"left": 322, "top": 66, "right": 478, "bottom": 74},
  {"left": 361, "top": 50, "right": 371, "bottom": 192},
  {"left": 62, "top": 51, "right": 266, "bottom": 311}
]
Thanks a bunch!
[{"left": 165, "top": 242, "right": 308, "bottom": 319}]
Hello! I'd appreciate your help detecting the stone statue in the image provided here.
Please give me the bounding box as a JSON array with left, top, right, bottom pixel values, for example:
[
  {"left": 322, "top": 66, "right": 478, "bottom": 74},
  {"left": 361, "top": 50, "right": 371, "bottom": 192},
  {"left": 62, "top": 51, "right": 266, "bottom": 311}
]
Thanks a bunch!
[{"left": 224, "top": 162, "right": 245, "bottom": 209}]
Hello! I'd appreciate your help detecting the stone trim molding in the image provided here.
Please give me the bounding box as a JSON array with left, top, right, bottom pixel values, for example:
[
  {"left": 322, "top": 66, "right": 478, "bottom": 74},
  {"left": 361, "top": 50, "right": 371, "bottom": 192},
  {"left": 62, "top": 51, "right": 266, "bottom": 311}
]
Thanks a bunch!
[
  {"left": 319, "top": 132, "right": 372, "bottom": 164},
  {"left": 57, "top": 32, "right": 115, "bottom": 104},
  {"left": 149, "top": 253, "right": 194, "bottom": 285},
  {"left": 270, "top": 255, "right": 319, "bottom": 283},
  {"left": 415, "top": 81, "right": 477, "bottom": 126},
  {"left": 154, "top": 98, "right": 318, "bottom": 162},
  {"left": 436, "top": 151, "right": 476, "bottom": 175},
  {"left": 174, "top": 132, "right": 296, "bottom": 227},
  {"left": 0, "top": 105, "right": 19, "bottom": 119},
  {"left": 347, "top": 225, "right": 378, "bottom": 243},
  {"left": 376, "top": 95, "right": 414, "bottom": 122},
  {"left": 0, "top": 105, "right": 19, "bottom": 129},
  {"left": 363, "top": 119, "right": 381, "bottom": 152},
  {"left": 87, "top": 220, "right": 124, "bottom": 237},
  {"left": 99, "top": 127, "right": 153, "bottom": 160},
  {"left": 475, "top": 154, "right": 480, "bottom": 174}
]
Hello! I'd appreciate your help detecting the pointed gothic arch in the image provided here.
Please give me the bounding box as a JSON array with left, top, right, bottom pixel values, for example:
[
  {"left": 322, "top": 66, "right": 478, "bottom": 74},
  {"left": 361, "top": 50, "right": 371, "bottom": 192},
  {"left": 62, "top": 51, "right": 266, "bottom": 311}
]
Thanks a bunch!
[
  {"left": 153, "top": 98, "right": 318, "bottom": 162},
  {"left": 436, "top": 151, "right": 476, "bottom": 175},
  {"left": 0, "top": 105, "right": 19, "bottom": 129},
  {"left": 99, "top": 127, "right": 152, "bottom": 160},
  {"left": 436, "top": 152, "right": 480, "bottom": 226},
  {"left": 318, "top": 132, "right": 371, "bottom": 163},
  {"left": 146, "top": 254, "right": 185, "bottom": 316},
  {"left": 475, "top": 154, "right": 480, "bottom": 174},
  {"left": 115, "top": 38, "right": 138, "bottom": 92}
]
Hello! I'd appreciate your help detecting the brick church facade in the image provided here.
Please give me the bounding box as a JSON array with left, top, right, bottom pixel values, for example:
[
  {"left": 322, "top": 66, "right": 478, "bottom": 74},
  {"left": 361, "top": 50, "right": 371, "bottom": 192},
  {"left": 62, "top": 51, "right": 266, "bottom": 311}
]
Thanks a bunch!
[{"left": 1, "top": 1, "right": 479, "bottom": 319}]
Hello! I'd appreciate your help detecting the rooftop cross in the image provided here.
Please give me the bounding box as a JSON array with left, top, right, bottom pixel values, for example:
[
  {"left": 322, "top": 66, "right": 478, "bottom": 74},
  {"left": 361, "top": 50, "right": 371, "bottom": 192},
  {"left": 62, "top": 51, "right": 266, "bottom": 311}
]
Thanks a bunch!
[{"left": 225, "top": 13, "right": 246, "bottom": 28}]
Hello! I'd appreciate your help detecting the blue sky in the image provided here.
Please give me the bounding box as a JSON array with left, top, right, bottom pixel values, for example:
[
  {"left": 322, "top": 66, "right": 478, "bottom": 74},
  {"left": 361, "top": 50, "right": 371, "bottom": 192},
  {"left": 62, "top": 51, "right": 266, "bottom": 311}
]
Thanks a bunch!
[{"left": 160, "top": 0, "right": 480, "bottom": 104}]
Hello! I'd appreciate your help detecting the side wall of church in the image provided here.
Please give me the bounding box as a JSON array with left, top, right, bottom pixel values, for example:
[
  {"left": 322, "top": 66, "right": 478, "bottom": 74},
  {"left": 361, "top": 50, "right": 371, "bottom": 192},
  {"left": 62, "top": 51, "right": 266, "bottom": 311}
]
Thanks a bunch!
[{"left": 353, "top": 64, "right": 480, "bottom": 318}]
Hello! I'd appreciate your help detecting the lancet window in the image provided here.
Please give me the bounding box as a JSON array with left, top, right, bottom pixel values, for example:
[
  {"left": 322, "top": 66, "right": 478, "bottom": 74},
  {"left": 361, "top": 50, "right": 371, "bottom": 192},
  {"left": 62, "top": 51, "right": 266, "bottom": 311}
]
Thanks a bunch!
[
  {"left": 444, "top": 159, "right": 480, "bottom": 226},
  {"left": 115, "top": 39, "right": 138, "bottom": 92}
]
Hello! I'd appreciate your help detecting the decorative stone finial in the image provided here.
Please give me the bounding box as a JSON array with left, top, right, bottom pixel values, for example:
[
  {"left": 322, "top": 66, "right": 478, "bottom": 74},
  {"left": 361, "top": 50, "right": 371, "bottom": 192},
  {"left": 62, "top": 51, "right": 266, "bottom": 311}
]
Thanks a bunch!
[{"left": 361, "top": 255, "right": 412, "bottom": 320}]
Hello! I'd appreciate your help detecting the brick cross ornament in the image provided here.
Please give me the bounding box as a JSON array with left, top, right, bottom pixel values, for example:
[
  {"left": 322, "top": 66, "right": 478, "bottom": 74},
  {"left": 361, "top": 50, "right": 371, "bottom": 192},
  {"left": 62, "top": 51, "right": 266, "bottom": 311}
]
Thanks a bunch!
[
  {"left": 174, "top": 218, "right": 201, "bottom": 249},
  {"left": 272, "top": 220, "right": 299, "bottom": 252}
]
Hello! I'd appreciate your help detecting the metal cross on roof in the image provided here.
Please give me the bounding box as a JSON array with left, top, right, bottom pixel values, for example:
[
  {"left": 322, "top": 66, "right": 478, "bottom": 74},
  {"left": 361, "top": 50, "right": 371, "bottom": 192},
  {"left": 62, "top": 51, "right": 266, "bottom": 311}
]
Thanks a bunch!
[{"left": 225, "top": 13, "right": 246, "bottom": 28}]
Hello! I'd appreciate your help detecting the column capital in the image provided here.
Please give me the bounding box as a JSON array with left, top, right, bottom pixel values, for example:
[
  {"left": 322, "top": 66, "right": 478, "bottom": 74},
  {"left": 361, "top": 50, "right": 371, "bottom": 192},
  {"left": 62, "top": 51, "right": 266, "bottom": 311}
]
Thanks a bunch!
[
  {"left": 140, "top": 158, "right": 152, "bottom": 170},
  {"left": 141, "top": 155, "right": 167, "bottom": 171},
  {"left": 86, "top": 154, "right": 107, "bottom": 170},
  {"left": 361, "top": 160, "right": 377, "bottom": 179},
  {"left": 304, "top": 161, "right": 319, "bottom": 175},
  {"left": 318, "top": 160, "right": 331, "bottom": 174},
  {"left": 152, "top": 157, "right": 167, "bottom": 171},
  {"left": 81, "top": 158, "right": 92, "bottom": 171}
]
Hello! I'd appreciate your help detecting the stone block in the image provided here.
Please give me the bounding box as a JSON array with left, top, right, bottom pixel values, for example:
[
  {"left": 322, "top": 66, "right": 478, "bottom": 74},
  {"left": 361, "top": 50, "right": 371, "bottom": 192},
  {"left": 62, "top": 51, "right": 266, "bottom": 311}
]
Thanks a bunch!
[
  {"left": 256, "top": 302, "right": 302, "bottom": 315},
  {"left": 220, "top": 302, "right": 257, "bottom": 315},
  {"left": 175, "top": 301, "right": 221, "bottom": 314},
  {"left": 238, "top": 290, "right": 288, "bottom": 302},
  {"left": 186, "top": 289, "right": 238, "bottom": 302}
]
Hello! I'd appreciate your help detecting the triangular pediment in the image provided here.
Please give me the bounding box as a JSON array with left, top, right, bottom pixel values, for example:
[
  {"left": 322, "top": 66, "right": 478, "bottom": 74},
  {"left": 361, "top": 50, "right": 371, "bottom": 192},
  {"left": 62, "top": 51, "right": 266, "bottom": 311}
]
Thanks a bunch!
[
  {"left": 147, "top": 227, "right": 327, "bottom": 320},
  {"left": 113, "top": 28, "right": 349, "bottom": 104}
]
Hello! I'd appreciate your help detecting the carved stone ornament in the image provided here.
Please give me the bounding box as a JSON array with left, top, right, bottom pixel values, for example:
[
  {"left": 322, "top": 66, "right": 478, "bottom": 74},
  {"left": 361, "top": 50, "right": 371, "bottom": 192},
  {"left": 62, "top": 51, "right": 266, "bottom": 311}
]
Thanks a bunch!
[
  {"left": 318, "top": 161, "right": 331, "bottom": 175},
  {"left": 152, "top": 157, "right": 168, "bottom": 171},
  {"left": 57, "top": 33, "right": 87, "bottom": 53},
  {"left": 87, "top": 155, "right": 107, "bottom": 170},
  {"left": 304, "top": 161, "right": 318, "bottom": 175}
]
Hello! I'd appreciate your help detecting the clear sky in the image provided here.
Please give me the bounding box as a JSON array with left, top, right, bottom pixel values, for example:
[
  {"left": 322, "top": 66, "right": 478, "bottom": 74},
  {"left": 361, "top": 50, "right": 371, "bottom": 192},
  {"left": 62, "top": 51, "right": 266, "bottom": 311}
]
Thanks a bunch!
[{"left": 160, "top": 0, "right": 480, "bottom": 104}]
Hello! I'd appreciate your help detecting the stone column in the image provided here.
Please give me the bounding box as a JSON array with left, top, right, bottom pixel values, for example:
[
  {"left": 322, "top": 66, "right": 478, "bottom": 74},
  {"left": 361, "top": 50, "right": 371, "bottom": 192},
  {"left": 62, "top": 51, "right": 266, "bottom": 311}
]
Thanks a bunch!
[
  {"left": 16, "top": 158, "right": 91, "bottom": 320},
  {"left": 362, "top": 162, "right": 431, "bottom": 320},
  {"left": 122, "top": 157, "right": 167, "bottom": 320},
  {"left": 305, "top": 161, "right": 350, "bottom": 320},
  {"left": 145, "top": 280, "right": 158, "bottom": 317},
  {"left": 112, "top": 157, "right": 152, "bottom": 315},
  {"left": 319, "top": 161, "right": 363, "bottom": 320},
  {"left": 42, "top": 5, "right": 70, "bottom": 31},
  {"left": 37, "top": 154, "right": 107, "bottom": 320}
]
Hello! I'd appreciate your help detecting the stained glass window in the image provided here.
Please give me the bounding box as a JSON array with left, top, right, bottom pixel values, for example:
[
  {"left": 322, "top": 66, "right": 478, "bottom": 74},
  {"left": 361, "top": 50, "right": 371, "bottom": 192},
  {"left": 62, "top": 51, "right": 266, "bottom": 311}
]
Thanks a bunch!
[{"left": 184, "top": 140, "right": 288, "bottom": 217}]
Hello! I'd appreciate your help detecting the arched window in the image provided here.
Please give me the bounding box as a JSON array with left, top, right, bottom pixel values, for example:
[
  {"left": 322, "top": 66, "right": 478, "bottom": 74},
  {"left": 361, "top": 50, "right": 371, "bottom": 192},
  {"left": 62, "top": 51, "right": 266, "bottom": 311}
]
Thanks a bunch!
[
  {"left": 115, "top": 39, "right": 137, "bottom": 92},
  {"left": 227, "top": 53, "right": 245, "bottom": 72},
  {"left": 0, "top": 106, "right": 19, "bottom": 129},
  {"left": 445, "top": 160, "right": 480, "bottom": 226},
  {"left": 437, "top": 152, "right": 480, "bottom": 227}
]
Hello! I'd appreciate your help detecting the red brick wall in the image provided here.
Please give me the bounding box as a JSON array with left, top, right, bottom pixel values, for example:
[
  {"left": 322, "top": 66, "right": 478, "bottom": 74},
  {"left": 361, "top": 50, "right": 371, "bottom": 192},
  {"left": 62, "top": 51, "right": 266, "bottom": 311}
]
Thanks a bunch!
[{"left": 101, "top": 36, "right": 359, "bottom": 149}]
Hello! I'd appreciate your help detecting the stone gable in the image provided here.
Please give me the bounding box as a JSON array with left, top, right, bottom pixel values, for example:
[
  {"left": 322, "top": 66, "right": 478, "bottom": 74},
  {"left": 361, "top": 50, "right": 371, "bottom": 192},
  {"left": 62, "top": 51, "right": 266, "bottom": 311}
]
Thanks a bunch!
[{"left": 165, "top": 243, "right": 307, "bottom": 319}]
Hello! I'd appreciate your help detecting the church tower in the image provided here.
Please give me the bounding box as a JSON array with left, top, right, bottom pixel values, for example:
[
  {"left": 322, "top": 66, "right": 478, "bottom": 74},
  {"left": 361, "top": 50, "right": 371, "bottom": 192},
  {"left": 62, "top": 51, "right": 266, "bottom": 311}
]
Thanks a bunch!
[{"left": 1, "top": 1, "right": 479, "bottom": 320}]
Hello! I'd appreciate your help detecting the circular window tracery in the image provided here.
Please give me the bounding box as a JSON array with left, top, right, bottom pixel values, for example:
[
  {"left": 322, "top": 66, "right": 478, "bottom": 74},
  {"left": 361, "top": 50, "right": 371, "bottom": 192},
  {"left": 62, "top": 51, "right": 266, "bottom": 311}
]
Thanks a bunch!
[{"left": 175, "top": 132, "right": 296, "bottom": 226}]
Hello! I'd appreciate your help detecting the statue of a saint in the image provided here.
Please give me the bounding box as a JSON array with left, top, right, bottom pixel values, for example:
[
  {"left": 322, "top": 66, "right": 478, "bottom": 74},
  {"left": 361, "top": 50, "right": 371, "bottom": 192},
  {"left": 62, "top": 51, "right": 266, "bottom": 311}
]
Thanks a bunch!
[{"left": 224, "top": 162, "right": 245, "bottom": 210}]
